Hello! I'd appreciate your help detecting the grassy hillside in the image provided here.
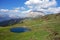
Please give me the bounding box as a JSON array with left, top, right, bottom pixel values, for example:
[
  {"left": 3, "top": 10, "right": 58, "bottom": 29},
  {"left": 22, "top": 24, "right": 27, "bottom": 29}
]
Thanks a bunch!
[{"left": 0, "top": 13, "right": 60, "bottom": 40}]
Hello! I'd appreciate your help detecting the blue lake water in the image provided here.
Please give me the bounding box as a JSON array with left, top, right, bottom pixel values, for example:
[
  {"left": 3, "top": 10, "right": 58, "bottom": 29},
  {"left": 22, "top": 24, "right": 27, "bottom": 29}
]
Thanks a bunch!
[{"left": 10, "top": 27, "right": 31, "bottom": 33}]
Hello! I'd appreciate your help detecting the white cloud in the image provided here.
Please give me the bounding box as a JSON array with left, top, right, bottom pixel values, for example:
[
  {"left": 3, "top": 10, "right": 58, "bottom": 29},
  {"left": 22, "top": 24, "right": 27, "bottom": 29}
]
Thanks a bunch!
[
  {"left": 0, "top": 0, "right": 60, "bottom": 18},
  {"left": 14, "top": 7, "right": 20, "bottom": 10},
  {"left": 21, "top": 9, "right": 32, "bottom": 13},
  {"left": 25, "top": 0, "right": 60, "bottom": 14},
  {"left": 0, "top": 7, "right": 29, "bottom": 18},
  {"left": 0, "top": 9, "right": 19, "bottom": 12},
  {"left": 48, "top": 7, "right": 60, "bottom": 13},
  {"left": 26, "top": 11, "right": 45, "bottom": 17},
  {"left": 0, "top": 9, "right": 9, "bottom": 12},
  {"left": 0, "top": 8, "right": 22, "bottom": 18},
  {"left": 0, "top": 7, "right": 26, "bottom": 13},
  {"left": 25, "top": 0, "right": 57, "bottom": 8},
  {"left": 14, "top": 7, "right": 25, "bottom": 11},
  {"left": 20, "top": 7, "right": 26, "bottom": 11}
]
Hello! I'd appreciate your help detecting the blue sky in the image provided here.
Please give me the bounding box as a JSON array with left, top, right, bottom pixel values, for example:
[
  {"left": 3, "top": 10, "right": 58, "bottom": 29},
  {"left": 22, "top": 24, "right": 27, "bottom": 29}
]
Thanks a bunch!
[
  {"left": 0, "top": 0, "right": 60, "bottom": 18},
  {"left": 56, "top": 0, "right": 60, "bottom": 7},
  {"left": 0, "top": 0, "right": 27, "bottom": 9},
  {"left": 0, "top": 0, "right": 60, "bottom": 9}
]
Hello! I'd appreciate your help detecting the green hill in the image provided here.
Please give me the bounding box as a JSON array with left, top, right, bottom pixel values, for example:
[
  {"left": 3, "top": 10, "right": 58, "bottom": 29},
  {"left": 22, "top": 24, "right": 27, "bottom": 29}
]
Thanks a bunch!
[{"left": 0, "top": 13, "right": 60, "bottom": 40}]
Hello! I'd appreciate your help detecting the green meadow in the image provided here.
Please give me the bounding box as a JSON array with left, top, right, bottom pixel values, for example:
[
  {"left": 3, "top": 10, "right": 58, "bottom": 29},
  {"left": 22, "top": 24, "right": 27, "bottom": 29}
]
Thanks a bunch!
[{"left": 0, "top": 13, "right": 60, "bottom": 40}]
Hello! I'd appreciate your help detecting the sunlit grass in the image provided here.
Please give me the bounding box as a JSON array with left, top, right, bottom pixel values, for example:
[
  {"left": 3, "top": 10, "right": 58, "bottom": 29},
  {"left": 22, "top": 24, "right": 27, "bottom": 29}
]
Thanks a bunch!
[{"left": 0, "top": 13, "right": 60, "bottom": 40}]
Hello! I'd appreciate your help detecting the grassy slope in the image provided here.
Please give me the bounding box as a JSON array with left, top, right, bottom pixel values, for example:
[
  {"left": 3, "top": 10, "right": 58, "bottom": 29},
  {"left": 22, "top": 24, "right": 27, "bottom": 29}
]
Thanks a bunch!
[{"left": 0, "top": 13, "right": 60, "bottom": 40}]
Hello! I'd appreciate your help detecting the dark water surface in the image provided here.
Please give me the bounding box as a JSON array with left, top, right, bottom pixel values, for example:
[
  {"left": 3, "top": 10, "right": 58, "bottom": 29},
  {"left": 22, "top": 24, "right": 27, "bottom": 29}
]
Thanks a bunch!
[{"left": 10, "top": 27, "right": 31, "bottom": 33}]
